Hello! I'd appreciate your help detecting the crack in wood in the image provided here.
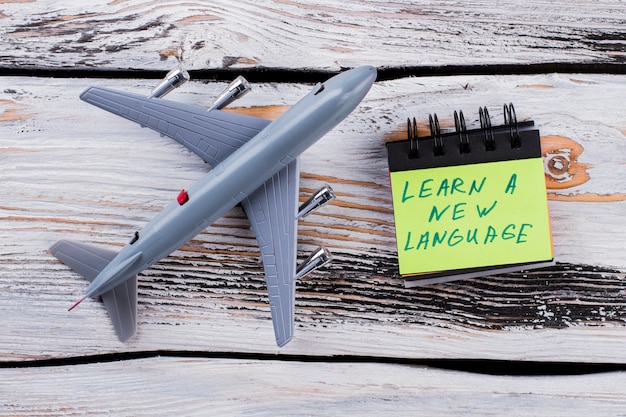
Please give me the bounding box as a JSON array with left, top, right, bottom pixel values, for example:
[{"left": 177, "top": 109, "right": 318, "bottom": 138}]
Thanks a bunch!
[
  {"left": 3, "top": 349, "right": 626, "bottom": 377},
  {"left": 1, "top": 62, "right": 626, "bottom": 83}
]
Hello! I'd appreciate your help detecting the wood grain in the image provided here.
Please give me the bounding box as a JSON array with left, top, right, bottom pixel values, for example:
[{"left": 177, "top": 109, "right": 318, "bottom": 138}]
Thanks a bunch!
[
  {"left": 1, "top": 2, "right": 626, "bottom": 414},
  {"left": 3, "top": 357, "right": 626, "bottom": 416},
  {"left": 0, "top": 0, "right": 624, "bottom": 71},
  {"left": 1, "top": 73, "right": 625, "bottom": 363}
]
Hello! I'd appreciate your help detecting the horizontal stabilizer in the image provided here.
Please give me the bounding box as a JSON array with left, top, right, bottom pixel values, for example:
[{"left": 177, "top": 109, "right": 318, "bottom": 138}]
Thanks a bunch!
[
  {"left": 101, "top": 274, "right": 137, "bottom": 341},
  {"left": 50, "top": 239, "right": 117, "bottom": 281},
  {"left": 50, "top": 239, "right": 137, "bottom": 341}
]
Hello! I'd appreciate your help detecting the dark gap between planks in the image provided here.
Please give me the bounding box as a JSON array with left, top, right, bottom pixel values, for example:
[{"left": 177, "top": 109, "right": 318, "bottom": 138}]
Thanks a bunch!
[
  {"left": 2, "top": 351, "right": 626, "bottom": 377},
  {"left": 0, "top": 62, "right": 625, "bottom": 83}
]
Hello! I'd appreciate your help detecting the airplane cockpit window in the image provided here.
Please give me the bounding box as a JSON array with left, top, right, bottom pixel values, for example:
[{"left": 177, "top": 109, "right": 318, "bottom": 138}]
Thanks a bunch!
[{"left": 314, "top": 83, "right": 325, "bottom": 95}]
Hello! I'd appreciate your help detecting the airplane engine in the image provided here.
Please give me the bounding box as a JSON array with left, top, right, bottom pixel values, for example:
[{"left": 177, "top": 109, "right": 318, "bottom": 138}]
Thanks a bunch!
[
  {"left": 295, "top": 185, "right": 336, "bottom": 279},
  {"left": 149, "top": 67, "right": 190, "bottom": 99},
  {"left": 296, "top": 247, "right": 332, "bottom": 280},
  {"left": 297, "top": 185, "right": 336, "bottom": 218},
  {"left": 209, "top": 76, "right": 251, "bottom": 111}
]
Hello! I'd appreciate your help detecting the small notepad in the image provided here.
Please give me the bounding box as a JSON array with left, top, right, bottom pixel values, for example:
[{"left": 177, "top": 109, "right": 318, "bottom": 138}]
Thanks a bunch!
[{"left": 387, "top": 104, "right": 554, "bottom": 286}]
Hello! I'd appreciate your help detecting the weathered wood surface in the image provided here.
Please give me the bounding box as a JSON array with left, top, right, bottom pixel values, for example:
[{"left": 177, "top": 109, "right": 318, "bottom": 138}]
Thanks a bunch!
[
  {"left": 3, "top": 357, "right": 626, "bottom": 416},
  {"left": 2, "top": 1, "right": 626, "bottom": 415},
  {"left": 1, "top": 73, "right": 625, "bottom": 364},
  {"left": 0, "top": 0, "right": 624, "bottom": 72}
]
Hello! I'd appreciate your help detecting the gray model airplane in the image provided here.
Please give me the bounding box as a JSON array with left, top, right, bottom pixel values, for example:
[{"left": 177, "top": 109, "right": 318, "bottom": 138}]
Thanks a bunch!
[{"left": 50, "top": 65, "right": 376, "bottom": 346}]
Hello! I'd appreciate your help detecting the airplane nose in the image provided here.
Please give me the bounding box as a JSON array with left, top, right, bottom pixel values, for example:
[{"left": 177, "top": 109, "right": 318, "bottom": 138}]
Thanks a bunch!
[
  {"left": 357, "top": 65, "right": 377, "bottom": 84},
  {"left": 349, "top": 65, "right": 377, "bottom": 101},
  {"left": 335, "top": 64, "right": 374, "bottom": 80},
  {"left": 326, "top": 65, "right": 377, "bottom": 95}
]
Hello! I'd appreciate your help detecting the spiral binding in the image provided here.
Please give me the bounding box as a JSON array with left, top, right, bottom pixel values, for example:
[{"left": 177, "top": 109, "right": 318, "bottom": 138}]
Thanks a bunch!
[{"left": 406, "top": 103, "right": 524, "bottom": 156}]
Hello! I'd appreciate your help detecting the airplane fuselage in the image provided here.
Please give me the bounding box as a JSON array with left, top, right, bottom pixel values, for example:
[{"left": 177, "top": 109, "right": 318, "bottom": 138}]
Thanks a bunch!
[{"left": 84, "top": 66, "right": 377, "bottom": 298}]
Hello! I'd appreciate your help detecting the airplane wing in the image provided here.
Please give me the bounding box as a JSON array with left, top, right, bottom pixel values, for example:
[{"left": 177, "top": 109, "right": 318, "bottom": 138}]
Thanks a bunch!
[
  {"left": 80, "top": 87, "right": 271, "bottom": 166},
  {"left": 241, "top": 159, "right": 300, "bottom": 347}
]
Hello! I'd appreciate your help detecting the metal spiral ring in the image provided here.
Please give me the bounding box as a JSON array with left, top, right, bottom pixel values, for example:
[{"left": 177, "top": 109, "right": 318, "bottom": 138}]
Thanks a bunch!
[
  {"left": 407, "top": 117, "right": 419, "bottom": 158},
  {"left": 454, "top": 110, "right": 470, "bottom": 154},
  {"left": 504, "top": 103, "right": 521, "bottom": 149},
  {"left": 429, "top": 113, "right": 444, "bottom": 156},
  {"left": 479, "top": 106, "right": 495, "bottom": 151}
]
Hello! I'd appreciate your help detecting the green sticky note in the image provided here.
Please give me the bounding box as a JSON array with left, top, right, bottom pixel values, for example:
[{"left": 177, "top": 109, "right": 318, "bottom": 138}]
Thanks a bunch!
[{"left": 390, "top": 158, "right": 553, "bottom": 276}]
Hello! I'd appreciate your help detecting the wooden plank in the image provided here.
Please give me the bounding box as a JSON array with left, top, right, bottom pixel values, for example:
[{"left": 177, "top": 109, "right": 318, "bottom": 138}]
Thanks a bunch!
[
  {"left": 1, "top": 73, "right": 625, "bottom": 362},
  {"left": 2, "top": 358, "right": 626, "bottom": 416},
  {"left": 0, "top": 0, "right": 624, "bottom": 71}
]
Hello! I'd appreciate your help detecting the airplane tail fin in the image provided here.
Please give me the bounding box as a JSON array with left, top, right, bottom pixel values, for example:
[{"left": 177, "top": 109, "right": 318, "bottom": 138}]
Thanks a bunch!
[{"left": 50, "top": 239, "right": 137, "bottom": 342}]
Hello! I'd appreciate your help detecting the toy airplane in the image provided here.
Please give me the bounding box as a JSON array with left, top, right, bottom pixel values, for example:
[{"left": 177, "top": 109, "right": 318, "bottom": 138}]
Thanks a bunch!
[{"left": 50, "top": 65, "right": 376, "bottom": 346}]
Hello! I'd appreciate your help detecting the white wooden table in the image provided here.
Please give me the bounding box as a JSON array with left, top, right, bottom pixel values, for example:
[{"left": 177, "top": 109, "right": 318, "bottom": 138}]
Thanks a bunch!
[{"left": 1, "top": 1, "right": 625, "bottom": 415}]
